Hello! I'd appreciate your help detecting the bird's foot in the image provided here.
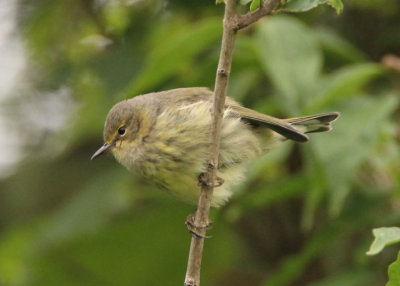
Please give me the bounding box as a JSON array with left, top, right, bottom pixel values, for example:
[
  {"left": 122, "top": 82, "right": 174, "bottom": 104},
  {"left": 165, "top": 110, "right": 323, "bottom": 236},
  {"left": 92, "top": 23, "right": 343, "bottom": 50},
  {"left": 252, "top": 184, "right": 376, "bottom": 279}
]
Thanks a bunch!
[
  {"left": 185, "top": 211, "right": 213, "bottom": 239},
  {"left": 197, "top": 173, "right": 224, "bottom": 188}
]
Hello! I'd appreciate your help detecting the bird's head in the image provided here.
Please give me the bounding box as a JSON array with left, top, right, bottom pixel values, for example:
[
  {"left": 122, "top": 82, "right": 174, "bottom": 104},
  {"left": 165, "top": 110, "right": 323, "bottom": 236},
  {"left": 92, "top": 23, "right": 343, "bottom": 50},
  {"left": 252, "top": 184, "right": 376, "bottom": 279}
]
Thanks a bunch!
[{"left": 91, "top": 100, "right": 140, "bottom": 160}]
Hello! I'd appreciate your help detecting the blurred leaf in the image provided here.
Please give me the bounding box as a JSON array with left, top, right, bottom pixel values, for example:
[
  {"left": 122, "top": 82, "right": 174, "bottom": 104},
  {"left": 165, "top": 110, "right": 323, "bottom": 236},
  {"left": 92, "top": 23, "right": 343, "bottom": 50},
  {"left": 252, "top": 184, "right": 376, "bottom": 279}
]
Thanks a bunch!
[
  {"left": 240, "top": 0, "right": 253, "bottom": 5},
  {"left": 244, "top": 143, "right": 293, "bottom": 184},
  {"left": 308, "top": 270, "right": 375, "bottom": 286},
  {"left": 228, "top": 68, "right": 262, "bottom": 101},
  {"left": 279, "top": 0, "right": 343, "bottom": 14},
  {"left": 233, "top": 35, "right": 263, "bottom": 70},
  {"left": 250, "top": 0, "right": 261, "bottom": 11},
  {"left": 125, "top": 18, "right": 222, "bottom": 95},
  {"left": 257, "top": 16, "right": 322, "bottom": 114},
  {"left": 25, "top": 1, "right": 93, "bottom": 65},
  {"left": 225, "top": 143, "right": 293, "bottom": 222},
  {"left": 101, "top": 1, "right": 132, "bottom": 36},
  {"left": 0, "top": 224, "right": 37, "bottom": 285},
  {"left": 301, "top": 149, "right": 327, "bottom": 230},
  {"left": 35, "top": 169, "right": 133, "bottom": 249},
  {"left": 305, "top": 63, "right": 384, "bottom": 113},
  {"left": 312, "top": 95, "right": 399, "bottom": 215},
  {"left": 327, "top": 0, "right": 344, "bottom": 13},
  {"left": 367, "top": 227, "right": 400, "bottom": 255},
  {"left": 314, "top": 29, "right": 366, "bottom": 63},
  {"left": 262, "top": 226, "right": 338, "bottom": 286},
  {"left": 68, "top": 71, "right": 112, "bottom": 145},
  {"left": 227, "top": 174, "right": 307, "bottom": 222},
  {"left": 21, "top": 205, "right": 238, "bottom": 286},
  {"left": 387, "top": 252, "right": 400, "bottom": 286}
]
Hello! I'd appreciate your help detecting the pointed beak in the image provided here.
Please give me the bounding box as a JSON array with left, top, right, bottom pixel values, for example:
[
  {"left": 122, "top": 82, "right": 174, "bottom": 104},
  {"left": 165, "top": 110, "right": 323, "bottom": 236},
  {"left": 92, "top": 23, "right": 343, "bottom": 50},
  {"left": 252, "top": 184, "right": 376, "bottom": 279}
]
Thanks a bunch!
[{"left": 91, "top": 143, "right": 112, "bottom": 160}]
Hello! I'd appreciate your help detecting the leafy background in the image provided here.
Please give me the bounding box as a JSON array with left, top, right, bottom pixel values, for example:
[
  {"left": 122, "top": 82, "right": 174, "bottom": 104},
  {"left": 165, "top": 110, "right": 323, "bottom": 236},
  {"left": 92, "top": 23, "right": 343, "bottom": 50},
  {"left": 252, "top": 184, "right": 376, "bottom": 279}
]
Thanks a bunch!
[{"left": 0, "top": 0, "right": 399, "bottom": 285}]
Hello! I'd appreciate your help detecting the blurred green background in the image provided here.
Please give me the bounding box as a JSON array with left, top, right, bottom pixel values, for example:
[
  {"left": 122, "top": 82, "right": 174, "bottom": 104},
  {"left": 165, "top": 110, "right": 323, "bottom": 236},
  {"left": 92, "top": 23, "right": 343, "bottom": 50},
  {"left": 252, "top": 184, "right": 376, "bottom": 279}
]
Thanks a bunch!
[{"left": 0, "top": 0, "right": 399, "bottom": 285}]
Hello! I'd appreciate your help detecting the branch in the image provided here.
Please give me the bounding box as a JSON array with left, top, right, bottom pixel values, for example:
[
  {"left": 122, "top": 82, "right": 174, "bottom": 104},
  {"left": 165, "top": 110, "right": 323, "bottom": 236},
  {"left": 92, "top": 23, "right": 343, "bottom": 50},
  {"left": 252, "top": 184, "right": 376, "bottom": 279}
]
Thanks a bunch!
[
  {"left": 232, "top": 0, "right": 281, "bottom": 31},
  {"left": 184, "top": 1, "right": 278, "bottom": 285}
]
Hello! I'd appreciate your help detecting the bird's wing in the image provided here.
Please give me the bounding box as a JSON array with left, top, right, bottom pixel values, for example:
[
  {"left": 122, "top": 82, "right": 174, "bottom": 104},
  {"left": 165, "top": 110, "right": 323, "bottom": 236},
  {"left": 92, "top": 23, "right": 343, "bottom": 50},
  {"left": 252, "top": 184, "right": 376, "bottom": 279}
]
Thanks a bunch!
[
  {"left": 228, "top": 105, "right": 309, "bottom": 142},
  {"left": 157, "top": 87, "right": 309, "bottom": 142},
  {"left": 284, "top": 112, "right": 339, "bottom": 133}
]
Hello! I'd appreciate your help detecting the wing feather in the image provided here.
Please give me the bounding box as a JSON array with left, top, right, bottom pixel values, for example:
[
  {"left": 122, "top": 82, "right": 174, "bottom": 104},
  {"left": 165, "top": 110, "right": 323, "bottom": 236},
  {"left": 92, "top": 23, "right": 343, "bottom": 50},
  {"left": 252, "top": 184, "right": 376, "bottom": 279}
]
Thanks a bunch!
[{"left": 228, "top": 105, "right": 309, "bottom": 142}]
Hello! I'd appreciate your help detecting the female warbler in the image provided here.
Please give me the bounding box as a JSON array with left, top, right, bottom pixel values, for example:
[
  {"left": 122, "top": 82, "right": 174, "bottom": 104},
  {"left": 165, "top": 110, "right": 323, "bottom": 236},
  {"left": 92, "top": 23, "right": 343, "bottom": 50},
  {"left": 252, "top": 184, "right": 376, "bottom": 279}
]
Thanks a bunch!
[{"left": 91, "top": 87, "right": 339, "bottom": 207}]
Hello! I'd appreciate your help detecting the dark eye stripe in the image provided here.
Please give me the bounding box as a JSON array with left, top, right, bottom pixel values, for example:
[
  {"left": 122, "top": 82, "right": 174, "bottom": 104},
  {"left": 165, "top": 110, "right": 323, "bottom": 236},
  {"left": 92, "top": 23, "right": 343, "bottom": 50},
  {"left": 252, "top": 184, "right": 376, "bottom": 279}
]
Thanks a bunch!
[{"left": 118, "top": 126, "right": 126, "bottom": 135}]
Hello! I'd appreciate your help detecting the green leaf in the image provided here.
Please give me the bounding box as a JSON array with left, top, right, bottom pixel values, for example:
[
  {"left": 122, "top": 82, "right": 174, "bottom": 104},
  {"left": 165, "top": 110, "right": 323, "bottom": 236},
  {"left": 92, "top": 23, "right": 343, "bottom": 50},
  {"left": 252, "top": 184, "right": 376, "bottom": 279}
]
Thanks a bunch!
[
  {"left": 328, "top": 0, "right": 344, "bottom": 13},
  {"left": 262, "top": 226, "right": 338, "bottom": 286},
  {"left": 240, "top": 0, "right": 253, "bottom": 5},
  {"left": 314, "top": 28, "right": 366, "bottom": 63},
  {"left": 301, "top": 150, "right": 327, "bottom": 230},
  {"left": 250, "top": 0, "right": 261, "bottom": 11},
  {"left": 367, "top": 227, "right": 400, "bottom": 255},
  {"left": 387, "top": 252, "right": 400, "bottom": 286},
  {"left": 308, "top": 270, "right": 376, "bottom": 286},
  {"left": 35, "top": 169, "right": 132, "bottom": 249},
  {"left": 228, "top": 69, "right": 262, "bottom": 101},
  {"left": 101, "top": 1, "right": 132, "bottom": 35},
  {"left": 279, "top": 0, "right": 344, "bottom": 14},
  {"left": 4, "top": 204, "right": 238, "bottom": 286},
  {"left": 0, "top": 224, "right": 37, "bottom": 285},
  {"left": 257, "top": 16, "right": 322, "bottom": 115},
  {"left": 228, "top": 174, "right": 307, "bottom": 222},
  {"left": 305, "top": 63, "right": 384, "bottom": 113},
  {"left": 124, "top": 18, "right": 221, "bottom": 96},
  {"left": 312, "top": 95, "right": 399, "bottom": 215}
]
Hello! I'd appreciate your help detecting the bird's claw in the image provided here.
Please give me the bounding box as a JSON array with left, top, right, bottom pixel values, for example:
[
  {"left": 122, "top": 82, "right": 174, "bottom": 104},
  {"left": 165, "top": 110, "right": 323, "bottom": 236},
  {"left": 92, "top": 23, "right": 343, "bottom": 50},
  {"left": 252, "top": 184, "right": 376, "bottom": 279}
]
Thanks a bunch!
[
  {"left": 185, "top": 212, "right": 213, "bottom": 239},
  {"left": 198, "top": 173, "right": 224, "bottom": 188}
]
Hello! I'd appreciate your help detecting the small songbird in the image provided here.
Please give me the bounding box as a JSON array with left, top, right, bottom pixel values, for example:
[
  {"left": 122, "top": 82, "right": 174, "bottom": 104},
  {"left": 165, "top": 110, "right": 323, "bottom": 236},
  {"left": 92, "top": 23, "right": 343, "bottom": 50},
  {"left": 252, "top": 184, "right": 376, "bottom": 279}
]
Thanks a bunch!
[{"left": 91, "top": 87, "right": 339, "bottom": 207}]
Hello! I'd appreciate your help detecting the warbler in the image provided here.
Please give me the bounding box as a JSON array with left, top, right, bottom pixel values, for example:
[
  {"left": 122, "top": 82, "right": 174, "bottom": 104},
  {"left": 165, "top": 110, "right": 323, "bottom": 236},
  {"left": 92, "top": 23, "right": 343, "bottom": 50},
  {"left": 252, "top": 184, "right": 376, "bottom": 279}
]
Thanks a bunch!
[{"left": 91, "top": 87, "right": 339, "bottom": 207}]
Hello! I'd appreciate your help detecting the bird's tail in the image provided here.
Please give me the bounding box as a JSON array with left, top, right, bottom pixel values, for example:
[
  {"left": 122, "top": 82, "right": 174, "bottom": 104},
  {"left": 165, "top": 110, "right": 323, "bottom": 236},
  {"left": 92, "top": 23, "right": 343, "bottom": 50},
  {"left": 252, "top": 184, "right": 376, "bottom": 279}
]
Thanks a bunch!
[{"left": 285, "top": 112, "right": 340, "bottom": 134}]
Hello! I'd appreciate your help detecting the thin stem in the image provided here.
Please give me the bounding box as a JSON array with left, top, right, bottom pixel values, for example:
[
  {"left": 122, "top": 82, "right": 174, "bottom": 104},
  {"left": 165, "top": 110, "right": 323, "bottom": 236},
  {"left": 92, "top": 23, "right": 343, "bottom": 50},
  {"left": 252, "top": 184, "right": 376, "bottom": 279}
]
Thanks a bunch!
[
  {"left": 183, "top": 1, "right": 279, "bottom": 285},
  {"left": 183, "top": 2, "right": 237, "bottom": 286},
  {"left": 183, "top": 1, "right": 237, "bottom": 285},
  {"left": 233, "top": 0, "right": 281, "bottom": 31}
]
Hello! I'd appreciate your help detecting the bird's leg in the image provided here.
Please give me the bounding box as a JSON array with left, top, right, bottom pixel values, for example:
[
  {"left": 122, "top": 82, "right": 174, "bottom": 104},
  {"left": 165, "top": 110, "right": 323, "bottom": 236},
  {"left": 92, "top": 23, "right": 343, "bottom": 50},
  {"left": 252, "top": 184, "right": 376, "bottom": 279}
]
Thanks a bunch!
[
  {"left": 186, "top": 172, "right": 223, "bottom": 238},
  {"left": 185, "top": 210, "right": 213, "bottom": 239}
]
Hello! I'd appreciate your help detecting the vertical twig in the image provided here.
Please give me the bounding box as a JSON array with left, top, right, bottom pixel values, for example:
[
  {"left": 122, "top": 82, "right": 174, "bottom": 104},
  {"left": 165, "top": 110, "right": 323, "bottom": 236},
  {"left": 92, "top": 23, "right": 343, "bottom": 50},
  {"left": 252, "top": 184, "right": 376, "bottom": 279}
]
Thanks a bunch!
[
  {"left": 183, "top": 2, "right": 237, "bottom": 285},
  {"left": 184, "top": 1, "right": 280, "bottom": 285}
]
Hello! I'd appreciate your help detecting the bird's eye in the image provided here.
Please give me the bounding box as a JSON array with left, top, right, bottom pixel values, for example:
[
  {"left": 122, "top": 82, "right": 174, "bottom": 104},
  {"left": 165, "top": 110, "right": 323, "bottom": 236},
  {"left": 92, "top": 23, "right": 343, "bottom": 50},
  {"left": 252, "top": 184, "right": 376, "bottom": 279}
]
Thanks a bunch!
[{"left": 118, "top": 126, "right": 126, "bottom": 135}]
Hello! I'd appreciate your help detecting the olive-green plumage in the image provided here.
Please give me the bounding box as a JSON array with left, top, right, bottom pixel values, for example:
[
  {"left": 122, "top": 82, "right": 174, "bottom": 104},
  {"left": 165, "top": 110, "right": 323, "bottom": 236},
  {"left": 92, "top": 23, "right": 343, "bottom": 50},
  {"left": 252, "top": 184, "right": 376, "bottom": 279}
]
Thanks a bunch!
[{"left": 92, "top": 87, "right": 339, "bottom": 207}]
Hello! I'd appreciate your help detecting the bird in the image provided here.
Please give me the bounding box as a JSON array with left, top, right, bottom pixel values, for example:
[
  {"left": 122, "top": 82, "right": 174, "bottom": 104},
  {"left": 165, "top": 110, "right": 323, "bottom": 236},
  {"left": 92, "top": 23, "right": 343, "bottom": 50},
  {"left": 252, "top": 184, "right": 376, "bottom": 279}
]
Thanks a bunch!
[{"left": 91, "top": 87, "right": 339, "bottom": 207}]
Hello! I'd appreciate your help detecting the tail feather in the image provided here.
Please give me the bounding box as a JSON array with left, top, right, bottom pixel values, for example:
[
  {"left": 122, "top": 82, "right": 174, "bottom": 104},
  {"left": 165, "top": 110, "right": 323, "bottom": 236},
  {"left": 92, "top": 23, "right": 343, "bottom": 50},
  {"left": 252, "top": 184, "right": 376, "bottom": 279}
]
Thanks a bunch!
[{"left": 285, "top": 112, "right": 340, "bottom": 134}]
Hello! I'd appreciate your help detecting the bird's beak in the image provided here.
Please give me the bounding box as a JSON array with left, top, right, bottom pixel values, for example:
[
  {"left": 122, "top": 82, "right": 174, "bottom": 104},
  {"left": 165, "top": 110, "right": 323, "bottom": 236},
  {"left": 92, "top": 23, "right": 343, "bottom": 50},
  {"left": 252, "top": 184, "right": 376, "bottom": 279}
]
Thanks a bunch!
[{"left": 91, "top": 143, "right": 112, "bottom": 160}]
